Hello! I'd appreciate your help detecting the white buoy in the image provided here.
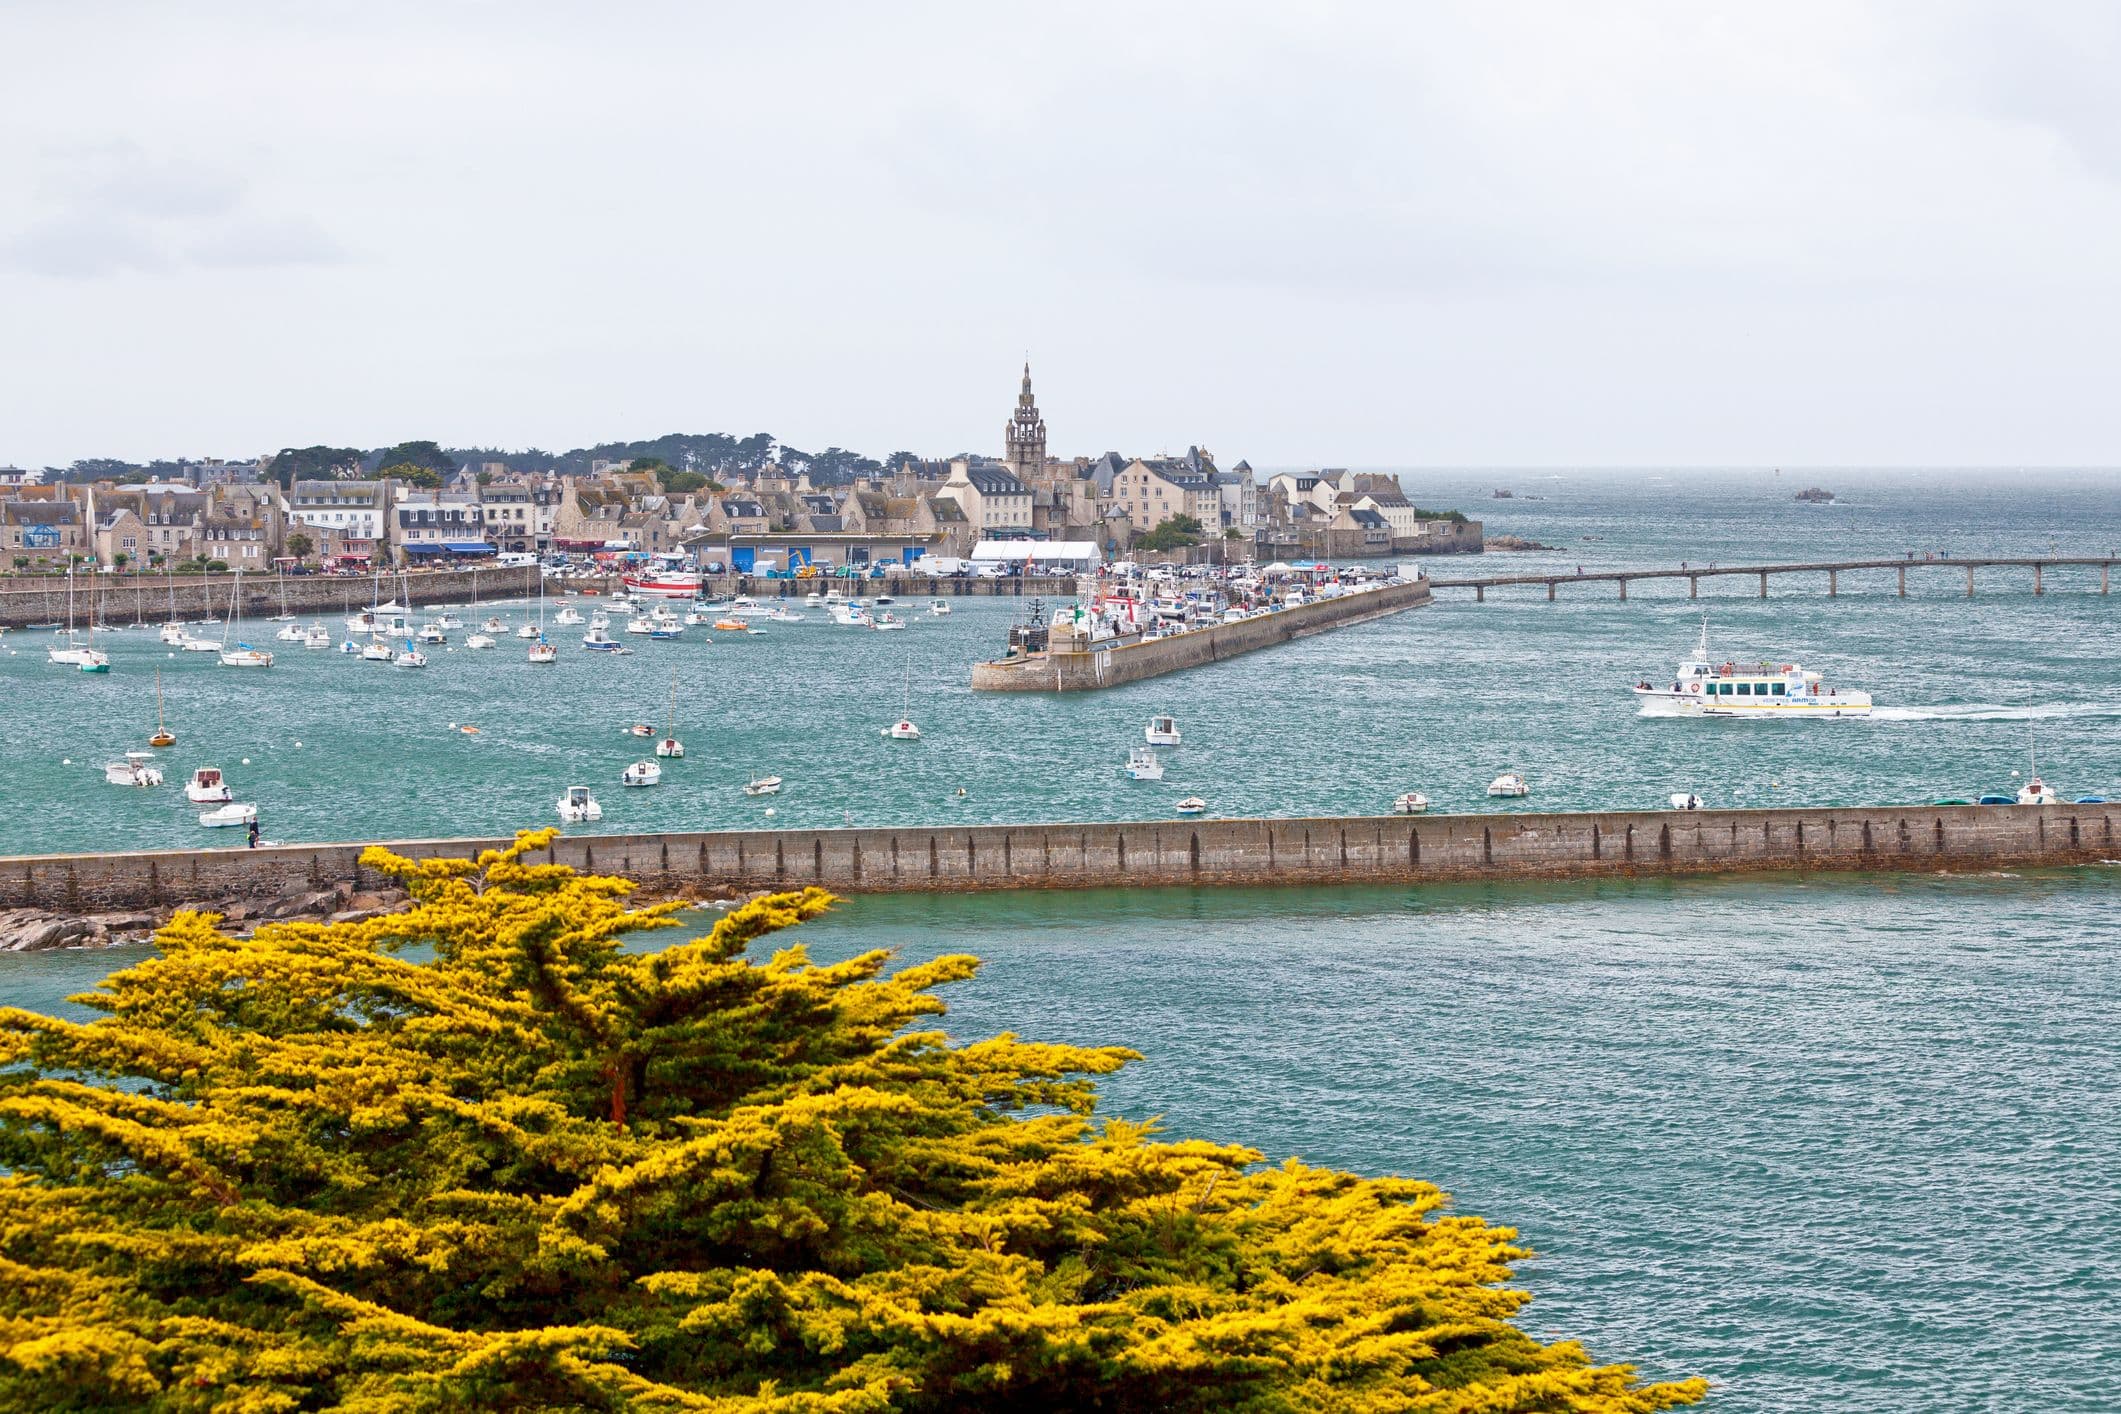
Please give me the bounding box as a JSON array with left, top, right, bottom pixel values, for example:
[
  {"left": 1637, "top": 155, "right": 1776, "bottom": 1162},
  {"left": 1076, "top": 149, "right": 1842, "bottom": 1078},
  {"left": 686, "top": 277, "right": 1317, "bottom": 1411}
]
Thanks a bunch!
[
  {"left": 293, "top": 741, "right": 302, "bottom": 748},
  {"left": 764, "top": 807, "right": 777, "bottom": 817},
  {"left": 62, "top": 758, "right": 71, "bottom": 765},
  {"left": 241, "top": 757, "right": 251, "bottom": 765}
]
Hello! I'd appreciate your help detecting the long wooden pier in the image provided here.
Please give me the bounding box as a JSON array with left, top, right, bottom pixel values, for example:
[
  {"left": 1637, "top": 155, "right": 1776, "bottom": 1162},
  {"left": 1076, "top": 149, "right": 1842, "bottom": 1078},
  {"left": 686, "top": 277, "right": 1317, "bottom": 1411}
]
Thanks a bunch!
[{"left": 1429, "top": 557, "right": 2116, "bottom": 601}]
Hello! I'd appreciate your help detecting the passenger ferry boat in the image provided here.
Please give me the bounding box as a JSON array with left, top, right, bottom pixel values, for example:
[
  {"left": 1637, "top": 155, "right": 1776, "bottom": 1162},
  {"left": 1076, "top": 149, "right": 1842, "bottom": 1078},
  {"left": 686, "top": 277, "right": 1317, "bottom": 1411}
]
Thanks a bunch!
[{"left": 1633, "top": 621, "right": 1872, "bottom": 718}]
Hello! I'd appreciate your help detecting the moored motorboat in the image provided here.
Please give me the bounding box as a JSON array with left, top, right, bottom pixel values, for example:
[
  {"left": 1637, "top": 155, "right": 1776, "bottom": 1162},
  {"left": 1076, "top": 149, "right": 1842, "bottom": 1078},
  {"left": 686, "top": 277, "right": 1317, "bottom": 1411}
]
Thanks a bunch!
[
  {"left": 556, "top": 785, "right": 602, "bottom": 822},
  {"left": 361, "top": 638, "right": 395, "bottom": 661},
  {"left": 1393, "top": 791, "right": 1429, "bottom": 814},
  {"left": 1125, "top": 746, "right": 1164, "bottom": 781},
  {"left": 929, "top": 600, "right": 951, "bottom": 616},
  {"left": 1487, "top": 772, "right": 1529, "bottom": 797},
  {"left": 1145, "top": 714, "right": 1181, "bottom": 746},
  {"left": 743, "top": 775, "right": 783, "bottom": 797},
  {"left": 186, "top": 767, "right": 232, "bottom": 804},
  {"left": 582, "top": 624, "right": 623, "bottom": 651},
  {"left": 104, "top": 751, "right": 164, "bottom": 788},
  {"left": 302, "top": 623, "right": 332, "bottom": 649},
  {"left": 1175, "top": 795, "right": 1206, "bottom": 816},
  {"left": 1668, "top": 792, "right": 1704, "bottom": 810},
  {"left": 621, "top": 760, "right": 661, "bottom": 788},
  {"left": 465, "top": 633, "right": 496, "bottom": 649},
  {"left": 198, "top": 802, "right": 256, "bottom": 829}
]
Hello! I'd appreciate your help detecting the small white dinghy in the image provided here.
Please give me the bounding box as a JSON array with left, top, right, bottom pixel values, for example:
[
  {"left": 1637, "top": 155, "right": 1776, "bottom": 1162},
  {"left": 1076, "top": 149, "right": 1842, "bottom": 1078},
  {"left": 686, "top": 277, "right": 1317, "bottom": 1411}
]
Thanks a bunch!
[
  {"left": 557, "top": 785, "right": 602, "bottom": 822},
  {"left": 1393, "top": 791, "right": 1429, "bottom": 815},
  {"left": 199, "top": 802, "right": 256, "bottom": 828},
  {"left": 929, "top": 600, "right": 951, "bottom": 616},
  {"left": 621, "top": 760, "right": 661, "bottom": 788},
  {"left": 1145, "top": 714, "right": 1182, "bottom": 746},
  {"left": 744, "top": 775, "right": 783, "bottom": 797},
  {"left": 1174, "top": 796, "right": 1206, "bottom": 816},
  {"left": 1125, "top": 746, "right": 1164, "bottom": 781},
  {"left": 1487, "top": 772, "right": 1529, "bottom": 798},
  {"left": 104, "top": 751, "right": 164, "bottom": 788},
  {"left": 1669, "top": 792, "right": 1704, "bottom": 810},
  {"left": 465, "top": 633, "right": 497, "bottom": 650}
]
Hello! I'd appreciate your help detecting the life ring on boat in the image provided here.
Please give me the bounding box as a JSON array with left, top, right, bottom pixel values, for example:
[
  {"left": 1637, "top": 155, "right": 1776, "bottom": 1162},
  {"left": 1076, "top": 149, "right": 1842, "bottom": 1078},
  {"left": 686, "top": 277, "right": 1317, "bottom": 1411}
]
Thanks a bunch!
[{"left": 1689, "top": 682, "right": 1702, "bottom": 693}]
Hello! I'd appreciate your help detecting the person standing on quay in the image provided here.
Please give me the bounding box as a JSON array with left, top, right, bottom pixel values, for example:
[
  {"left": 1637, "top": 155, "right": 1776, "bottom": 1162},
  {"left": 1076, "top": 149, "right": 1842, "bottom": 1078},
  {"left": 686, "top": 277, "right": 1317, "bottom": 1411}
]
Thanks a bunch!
[{"left": 246, "top": 818, "right": 260, "bottom": 849}]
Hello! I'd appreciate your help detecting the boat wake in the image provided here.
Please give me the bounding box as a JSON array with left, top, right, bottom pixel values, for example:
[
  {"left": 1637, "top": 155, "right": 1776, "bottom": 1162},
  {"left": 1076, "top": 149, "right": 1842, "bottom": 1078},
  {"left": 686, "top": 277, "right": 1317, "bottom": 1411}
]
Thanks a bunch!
[{"left": 1868, "top": 703, "right": 2121, "bottom": 724}]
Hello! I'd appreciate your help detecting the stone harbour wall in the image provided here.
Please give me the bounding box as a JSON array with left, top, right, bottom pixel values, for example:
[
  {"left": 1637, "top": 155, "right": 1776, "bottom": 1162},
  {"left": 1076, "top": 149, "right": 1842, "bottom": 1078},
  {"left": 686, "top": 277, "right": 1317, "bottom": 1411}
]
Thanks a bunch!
[
  {"left": 3, "top": 804, "right": 2115, "bottom": 920},
  {"left": 969, "top": 577, "right": 1433, "bottom": 691},
  {"left": 0, "top": 566, "right": 541, "bottom": 630}
]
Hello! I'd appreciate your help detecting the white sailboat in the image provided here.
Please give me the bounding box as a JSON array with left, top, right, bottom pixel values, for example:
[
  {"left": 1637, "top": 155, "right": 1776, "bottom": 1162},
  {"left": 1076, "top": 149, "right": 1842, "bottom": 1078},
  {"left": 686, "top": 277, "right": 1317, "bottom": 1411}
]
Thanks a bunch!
[
  {"left": 217, "top": 571, "right": 275, "bottom": 668},
  {"left": 655, "top": 673, "right": 685, "bottom": 758},
  {"left": 528, "top": 575, "right": 558, "bottom": 662},
  {"left": 49, "top": 570, "right": 111, "bottom": 671},
  {"left": 881, "top": 664, "right": 921, "bottom": 739}
]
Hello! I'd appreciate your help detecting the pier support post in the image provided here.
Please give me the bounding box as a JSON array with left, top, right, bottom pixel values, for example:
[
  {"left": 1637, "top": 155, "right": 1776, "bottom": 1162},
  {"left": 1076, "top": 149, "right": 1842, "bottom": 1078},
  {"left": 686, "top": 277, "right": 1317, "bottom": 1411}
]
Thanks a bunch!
[
  {"left": 1689, "top": 576, "right": 1698, "bottom": 599},
  {"left": 1966, "top": 566, "right": 1975, "bottom": 598},
  {"left": 1618, "top": 579, "right": 1627, "bottom": 601},
  {"left": 1759, "top": 572, "right": 1768, "bottom": 599},
  {"left": 1546, "top": 581, "right": 1555, "bottom": 601},
  {"left": 1475, "top": 584, "right": 1484, "bottom": 603},
  {"left": 1898, "top": 565, "right": 1906, "bottom": 597},
  {"left": 2104, "top": 564, "right": 2110, "bottom": 595},
  {"left": 2034, "top": 564, "right": 2043, "bottom": 595},
  {"left": 1829, "top": 569, "right": 1838, "bottom": 597}
]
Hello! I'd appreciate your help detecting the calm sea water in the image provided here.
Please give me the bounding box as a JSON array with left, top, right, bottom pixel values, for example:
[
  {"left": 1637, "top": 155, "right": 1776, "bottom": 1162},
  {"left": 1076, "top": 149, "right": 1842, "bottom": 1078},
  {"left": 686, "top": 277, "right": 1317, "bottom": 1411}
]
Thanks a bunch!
[{"left": 4, "top": 469, "right": 2119, "bottom": 1410}]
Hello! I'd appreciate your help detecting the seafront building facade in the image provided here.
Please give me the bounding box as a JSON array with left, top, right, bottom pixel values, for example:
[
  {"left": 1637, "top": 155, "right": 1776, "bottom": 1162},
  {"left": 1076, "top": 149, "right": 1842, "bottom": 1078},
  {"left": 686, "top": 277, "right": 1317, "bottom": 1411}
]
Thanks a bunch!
[{"left": 0, "top": 366, "right": 1478, "bottom": 573}]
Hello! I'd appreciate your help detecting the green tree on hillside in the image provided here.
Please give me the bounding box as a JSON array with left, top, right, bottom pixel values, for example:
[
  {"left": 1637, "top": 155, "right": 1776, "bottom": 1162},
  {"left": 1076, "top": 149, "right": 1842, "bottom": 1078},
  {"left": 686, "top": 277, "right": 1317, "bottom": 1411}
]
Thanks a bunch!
[
  {"left": 379, "top": 460, "right": 442, "bottom": 490},
  {"left": 0, "top": 834, "right": 1704, "bottom": 1413},
  {"left": 264, "top": 445, "right": 365, "bottom": 486},
  {"left": 1139, "top": 513, "right": 1205, "bottom": 551},
  {"left": 369, "top": 440, "right": 457, "bottom": 477}
]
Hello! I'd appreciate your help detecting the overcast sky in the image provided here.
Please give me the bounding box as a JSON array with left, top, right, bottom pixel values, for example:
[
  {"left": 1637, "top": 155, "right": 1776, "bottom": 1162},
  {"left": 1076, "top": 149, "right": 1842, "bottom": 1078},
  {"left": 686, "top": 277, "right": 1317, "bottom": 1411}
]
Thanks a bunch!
[{"left": 5, "top": 1, "right": 2120, "bottom": 469}]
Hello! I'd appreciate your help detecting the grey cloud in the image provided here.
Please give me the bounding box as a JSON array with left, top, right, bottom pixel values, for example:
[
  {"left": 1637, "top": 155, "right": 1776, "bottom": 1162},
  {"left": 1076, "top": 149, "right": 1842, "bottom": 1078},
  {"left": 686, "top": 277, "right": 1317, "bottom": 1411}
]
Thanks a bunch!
[
  {"left": 186, "top": 215, "right": 346, "bottom": 270},
  {"left": 2, "top": 143, "right": 341, "bottom": 278}
]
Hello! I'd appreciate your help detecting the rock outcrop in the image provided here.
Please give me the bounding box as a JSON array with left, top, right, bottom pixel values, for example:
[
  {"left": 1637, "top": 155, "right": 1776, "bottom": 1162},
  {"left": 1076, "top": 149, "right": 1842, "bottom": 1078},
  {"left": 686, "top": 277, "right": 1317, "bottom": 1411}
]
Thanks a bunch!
[{"left": 0, "top": 882, "right": 410, "bottom": 952}]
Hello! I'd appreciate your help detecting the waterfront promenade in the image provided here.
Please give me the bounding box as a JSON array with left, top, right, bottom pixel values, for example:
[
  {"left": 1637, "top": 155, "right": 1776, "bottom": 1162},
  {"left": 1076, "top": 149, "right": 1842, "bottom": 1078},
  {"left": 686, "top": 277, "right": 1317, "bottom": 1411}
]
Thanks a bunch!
[{"left": 5, "top": 801, "right": 2113, "bottom": 918}]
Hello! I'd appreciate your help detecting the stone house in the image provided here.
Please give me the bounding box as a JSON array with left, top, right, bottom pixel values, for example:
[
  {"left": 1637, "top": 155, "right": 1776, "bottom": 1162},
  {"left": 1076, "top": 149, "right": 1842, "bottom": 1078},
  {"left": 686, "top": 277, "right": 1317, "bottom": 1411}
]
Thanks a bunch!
[{"left": 5, "top": 498, "right": 88, "bottom": 565}]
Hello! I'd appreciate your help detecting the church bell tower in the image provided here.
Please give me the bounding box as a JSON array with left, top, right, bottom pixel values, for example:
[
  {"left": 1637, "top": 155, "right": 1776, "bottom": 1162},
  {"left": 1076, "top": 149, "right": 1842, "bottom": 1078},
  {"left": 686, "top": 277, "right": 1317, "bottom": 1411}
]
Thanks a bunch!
[{"left": 1004, "top": 362, "right": 1047, "bottom": 482}]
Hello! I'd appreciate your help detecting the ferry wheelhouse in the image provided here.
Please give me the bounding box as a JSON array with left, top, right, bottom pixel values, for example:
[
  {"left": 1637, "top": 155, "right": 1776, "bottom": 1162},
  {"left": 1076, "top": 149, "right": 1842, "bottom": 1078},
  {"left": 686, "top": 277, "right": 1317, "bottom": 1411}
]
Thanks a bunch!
[{"left": 1633, "top": 621, "right": 1871, "bottom": 718}]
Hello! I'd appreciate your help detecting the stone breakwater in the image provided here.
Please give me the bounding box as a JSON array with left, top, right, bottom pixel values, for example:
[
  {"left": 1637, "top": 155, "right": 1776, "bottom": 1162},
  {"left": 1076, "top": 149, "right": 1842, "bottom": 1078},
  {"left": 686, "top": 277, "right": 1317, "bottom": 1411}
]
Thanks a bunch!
[
  {"left": 2, "top": 803, "right": 2114, "bottom": 946},
  {"left": 0, "top": 565, "right": 541, "bottom": 631},
  {"left": 970, "top": 578, "right": 1434, "bottom": 692}
]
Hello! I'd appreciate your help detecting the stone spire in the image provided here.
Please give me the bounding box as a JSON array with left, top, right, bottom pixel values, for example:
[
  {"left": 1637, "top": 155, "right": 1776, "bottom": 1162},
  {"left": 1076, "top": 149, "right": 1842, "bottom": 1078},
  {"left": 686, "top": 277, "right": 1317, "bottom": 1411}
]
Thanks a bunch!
[{"left": 1004, "top": 362, "right": 1048, "bottom": 482}]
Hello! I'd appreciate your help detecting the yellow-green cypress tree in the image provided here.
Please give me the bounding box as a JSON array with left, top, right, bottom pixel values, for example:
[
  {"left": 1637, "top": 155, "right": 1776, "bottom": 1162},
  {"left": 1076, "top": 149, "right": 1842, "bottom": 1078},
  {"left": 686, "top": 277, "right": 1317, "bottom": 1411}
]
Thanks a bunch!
[{"left": 0, "top": 830, "right": 1707, "bottom": 1411}]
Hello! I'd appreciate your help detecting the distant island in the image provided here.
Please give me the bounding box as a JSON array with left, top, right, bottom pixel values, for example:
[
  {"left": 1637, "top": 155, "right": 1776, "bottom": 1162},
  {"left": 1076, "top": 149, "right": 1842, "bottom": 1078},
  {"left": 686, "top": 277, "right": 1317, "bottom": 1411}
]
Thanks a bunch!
[
  {"left": 1795, "top": 486, "right": 1837, "bottom": 503},
  {"left": 1492, "top": 488, "right": 1514, "bottom": 499}
]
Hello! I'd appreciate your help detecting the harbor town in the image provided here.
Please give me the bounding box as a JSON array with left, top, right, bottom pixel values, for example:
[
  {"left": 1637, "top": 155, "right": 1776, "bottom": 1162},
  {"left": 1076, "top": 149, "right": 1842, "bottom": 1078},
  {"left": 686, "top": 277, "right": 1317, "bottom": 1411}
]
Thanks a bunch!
[{"left": 7, "top": 7, "right": 2121, "bottom": 1411}]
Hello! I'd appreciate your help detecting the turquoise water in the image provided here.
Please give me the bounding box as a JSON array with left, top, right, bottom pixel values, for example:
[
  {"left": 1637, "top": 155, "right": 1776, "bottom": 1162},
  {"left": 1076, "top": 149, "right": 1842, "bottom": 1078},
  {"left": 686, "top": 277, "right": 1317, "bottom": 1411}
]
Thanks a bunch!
[
  {"left": 8, "top": 873, "right": 2118, "bottom": 1411},
  {"left": 4, "top": 469, "right": 2119, "bottom": 1410},
  {"left": 1, "top": 469, "right": 2117, "bottom": 855}
]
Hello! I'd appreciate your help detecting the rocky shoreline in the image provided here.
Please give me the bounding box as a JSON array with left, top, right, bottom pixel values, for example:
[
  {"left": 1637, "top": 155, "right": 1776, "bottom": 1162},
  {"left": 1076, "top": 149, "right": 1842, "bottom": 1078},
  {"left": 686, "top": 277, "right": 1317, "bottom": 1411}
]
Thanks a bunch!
[
  {"left": 1486, "top": 534, "right": 1560, "bottom": 551},
  {"left": 0, "top": 878, "right": 750, "bottom": 953}
]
